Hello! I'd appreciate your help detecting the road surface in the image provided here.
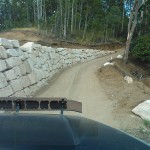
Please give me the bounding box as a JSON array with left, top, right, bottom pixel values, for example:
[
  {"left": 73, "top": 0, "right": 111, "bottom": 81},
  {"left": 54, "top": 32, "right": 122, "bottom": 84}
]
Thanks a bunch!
[{"left": 35, "top": 51, "right": 122, "bottom": 128}]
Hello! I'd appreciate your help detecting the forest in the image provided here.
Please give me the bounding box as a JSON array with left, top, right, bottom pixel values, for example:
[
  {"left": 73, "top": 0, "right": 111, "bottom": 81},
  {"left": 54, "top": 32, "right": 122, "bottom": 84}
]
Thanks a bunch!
[{"left": 0, "top": 0, "right": 149, "bottom": 61}]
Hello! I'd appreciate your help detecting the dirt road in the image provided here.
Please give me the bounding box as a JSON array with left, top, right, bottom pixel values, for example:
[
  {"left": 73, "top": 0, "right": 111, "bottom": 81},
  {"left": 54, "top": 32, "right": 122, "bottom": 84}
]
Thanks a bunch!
[{"left": 35, "top": 52, "right": 123, "bottom": 128}]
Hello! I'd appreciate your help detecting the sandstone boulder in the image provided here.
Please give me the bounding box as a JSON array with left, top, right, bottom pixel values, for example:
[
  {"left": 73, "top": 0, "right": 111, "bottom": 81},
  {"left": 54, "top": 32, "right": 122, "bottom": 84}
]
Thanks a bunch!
[
  {"left": 0, "top": 60, "right": 7, "bottom": 71},
  {"left": 0, "top": 38, "right": 13, "bottom": 49},
  {"left": 0, "top": 85, "right": 14, "bottom": 97},
  {"left": 9, "top": 40, "right": 20, "bottom": 48},
  {"left": 0, "top": 46, "right": 7, "bottom": 59},
  {"left": 15, "top": 90, "right": 26, "bottom": 97},
  {"left": 0, "top": 73, "right": 8, "bottom": 88},
  {"left": 4, "top": 69, "right": 17, "bottom": 81},
  {"left": 124, "top": 76, "right": 133, "bottom": 83},
  {"left": 132, "top": 100, "right": 150, "bottom": 122},
  {"left": 5, "top": 57, "right": 22, "bottom": 68},
  {"left": 10, "top": 78, "right": 23, "bottom": 92}
]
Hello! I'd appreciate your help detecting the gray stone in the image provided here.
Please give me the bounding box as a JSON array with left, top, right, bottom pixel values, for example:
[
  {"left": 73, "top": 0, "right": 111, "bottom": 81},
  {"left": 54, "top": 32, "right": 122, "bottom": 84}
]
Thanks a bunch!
[
  {"left": 5, "top": 57, "right": 22, "bottom": 68},
  {"left": 0, "top": 46, "right": 7, "bottom": 59},
  {"left": 132, "top": 100, "right": 150, "bottom": 122},
  {"left": 19, "top": 63, "right": 27, "bottom": 75},
  {"left": 10, "top": 78, "right": 23, "bottom": 92},
  {"left": 0, "top": 85, "right": 14, "bottom": 97},
  {"left": 15, "top": 90, "right": 26, "bottom": 97},
  {"left": 6, "top": 49, "right": 20, "bottom": 57},
  {"left": 24, "top": 60, "right": 32, "bottom": 74},
  {"left": 0, "top": 38, "right": 13, "bottom": 49},
  {"left": 13, "top": 66, "right": 22, "bottom": 77},
  {"left": 24, "top": 87, "right": 31, "bottom": 96},
  {"left": 28, "top": 72, "right": 37, "bottom": 85},
  {"left": 9, "top": 40, "right": 20, "bottom": 48},
  {"left": 20, "top": 42, "right": 40, "bottom": 53},
  {"left": 124, "top": 76, "right": 133, "bottom": 84},
  {"left": 0, "top": 73, "right": 8, "bottom": 88},
  {"left": 29, "top": 84, "right": 39, "bottom": 93},
  {"left": 21, "top": 76, "right": 31, "bottom": 88},
  {"left": 0, "top": 60, "right": 7, "bottom": 71},
  {"left": 4, "top": 69, "right": 17, "bottom": 81}
]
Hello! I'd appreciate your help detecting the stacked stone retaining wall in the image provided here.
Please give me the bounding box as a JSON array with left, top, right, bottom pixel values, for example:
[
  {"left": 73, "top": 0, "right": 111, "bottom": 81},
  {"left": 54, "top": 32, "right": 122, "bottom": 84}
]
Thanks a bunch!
[{"left": 0, "top": 38, "right": 114, "bottom": 97}]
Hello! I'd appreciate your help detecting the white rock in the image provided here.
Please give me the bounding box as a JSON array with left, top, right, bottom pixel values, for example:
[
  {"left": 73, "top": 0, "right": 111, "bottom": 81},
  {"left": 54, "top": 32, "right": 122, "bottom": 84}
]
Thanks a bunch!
[
  {"left": 9, "top": 40, "right": 20, "bottom": 48},
  {"left": 13, "top": 66, "right": 22, "bottom": 77},
  {"left": 6, "top": 49, "right": 20, "bottom": 57},
  {"left": 5, "top": 57, "right": 22, "bottom": 68},
  {"left": 20, "top": 42, "right": 34, "bottom": 53},
  {"left": 24, "top": 60, "right": 32, "bottom": 74},
  {"left": 117, "top": 55, "right": 123, "bottom": 59},
  {"left": 21, "top": 76, "right": 31, "bottom": 88},
  {"left": 103, "top": 62, "right": 114, "bottom": 66},
  {"left": 0, "top": 85, "right": 14, "bottom": 97},
  {"left": 132, "top": 100, "right": 150, "bottom": 122},
  {"left": 24, "top": 87, "right": 31, "bottom": 96},
  {"left": 4, "top": 69, "right": 17, "bottom": 81},
  {"left": 19, "top": 63, "right": 27, "bottom": 75},
  {"left": 29, "top": 84, "right": 39, "bottom": 94},
  {"left": 0, "top": 38, "right": 13, "bottom": 49},
  {"left": 15, "top": 90, "right": 26, "bottom": 97},
  {"left": 0, "top": 60, "right": 7, "bottom": 71},
  {"left": 0, "top": 46, "right": 7, "bottom": 59},
  {"left": 10, "top": 78, "right": 23, "bottom": 92},
  {"left": 124, "top": 76, "right": 133, "bottom": 83},
  {"left": 28, "top": 72, "right": 37, "bottom": 85},
  {"left": 20, "top": 42, "right": 41, "bottom": 53},
  {"left": 0, "top": 73, "right": 8, "bottom": 88}
]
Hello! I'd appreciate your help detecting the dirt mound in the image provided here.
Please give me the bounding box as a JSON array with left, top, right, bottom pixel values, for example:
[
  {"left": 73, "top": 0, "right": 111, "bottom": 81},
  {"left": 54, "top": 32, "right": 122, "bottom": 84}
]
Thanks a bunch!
[
  {"left": 0, "top": 28, "right": 124, "bottom": 50},
  {"left": 98, "top": 60, "right": 150, "bottom": 143}
]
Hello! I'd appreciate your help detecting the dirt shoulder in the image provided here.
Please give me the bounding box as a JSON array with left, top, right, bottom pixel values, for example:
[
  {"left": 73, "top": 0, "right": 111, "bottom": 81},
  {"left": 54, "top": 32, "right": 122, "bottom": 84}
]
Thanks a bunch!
[{"left": 98, "top": 60, "right": 150, "bottom": 143}]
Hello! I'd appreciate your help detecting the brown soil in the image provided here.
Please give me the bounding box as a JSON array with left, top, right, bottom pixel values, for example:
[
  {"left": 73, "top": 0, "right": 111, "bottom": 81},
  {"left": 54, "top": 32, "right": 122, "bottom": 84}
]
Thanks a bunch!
[
  {"left": 98, "top": 59, "right": 150, "bottom": 143},
  {"left": 0, "top": 28, "right": 123, "bottom": 50}
]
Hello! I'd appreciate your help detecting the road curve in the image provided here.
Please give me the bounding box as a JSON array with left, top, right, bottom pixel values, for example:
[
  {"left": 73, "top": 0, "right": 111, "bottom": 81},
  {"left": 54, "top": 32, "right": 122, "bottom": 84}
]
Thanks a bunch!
[{"left": 35, "top": 51, "right": 121, "bottom": 128}]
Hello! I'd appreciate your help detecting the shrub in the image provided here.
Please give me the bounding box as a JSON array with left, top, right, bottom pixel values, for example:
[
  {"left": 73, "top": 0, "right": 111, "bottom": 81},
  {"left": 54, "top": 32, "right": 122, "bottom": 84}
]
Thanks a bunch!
[{"left": 131, "top": 35, "right": 150, "bottom": 62}]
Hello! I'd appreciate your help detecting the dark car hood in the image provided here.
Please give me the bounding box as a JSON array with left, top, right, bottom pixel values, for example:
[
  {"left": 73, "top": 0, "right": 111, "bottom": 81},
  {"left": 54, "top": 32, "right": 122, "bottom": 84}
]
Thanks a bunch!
[{"left": 0, "top": 114, "right": 149, "bottom": 150}]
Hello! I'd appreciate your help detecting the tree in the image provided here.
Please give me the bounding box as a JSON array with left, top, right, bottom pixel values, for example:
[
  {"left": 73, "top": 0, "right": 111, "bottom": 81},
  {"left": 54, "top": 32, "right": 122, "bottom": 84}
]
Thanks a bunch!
[{"left": 124, "top": 0, "right": 148, "bottom": 62}]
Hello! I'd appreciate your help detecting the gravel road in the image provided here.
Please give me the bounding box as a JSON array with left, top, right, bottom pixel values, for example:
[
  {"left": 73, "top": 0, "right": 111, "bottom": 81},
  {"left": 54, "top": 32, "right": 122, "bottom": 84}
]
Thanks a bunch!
[{"left": 35, "top": 52, "right": 122, "bottom": 128}]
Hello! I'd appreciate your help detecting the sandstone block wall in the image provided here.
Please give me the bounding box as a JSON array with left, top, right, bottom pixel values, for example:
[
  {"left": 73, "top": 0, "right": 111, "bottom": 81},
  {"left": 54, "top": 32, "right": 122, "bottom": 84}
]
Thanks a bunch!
[{"left": 0, "top": 38, "right": 114, "bottom": 97}]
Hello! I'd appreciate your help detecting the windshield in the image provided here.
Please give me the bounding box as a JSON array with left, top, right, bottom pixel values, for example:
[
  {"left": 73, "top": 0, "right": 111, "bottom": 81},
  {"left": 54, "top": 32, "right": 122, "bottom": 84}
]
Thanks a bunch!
[{"left": 0, "top": 0, "right": 150, "bottom": 146}]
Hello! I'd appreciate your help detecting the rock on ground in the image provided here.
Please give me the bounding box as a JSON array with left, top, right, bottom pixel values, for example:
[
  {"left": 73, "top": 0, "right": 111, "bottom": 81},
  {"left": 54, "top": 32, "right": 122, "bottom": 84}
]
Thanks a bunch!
[{"left": 132, "top": 100, "right": 150, "bottom": 122}]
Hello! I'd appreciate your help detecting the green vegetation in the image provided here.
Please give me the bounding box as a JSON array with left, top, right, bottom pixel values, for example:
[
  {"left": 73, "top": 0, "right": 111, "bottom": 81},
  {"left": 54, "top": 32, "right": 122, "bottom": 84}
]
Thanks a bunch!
[
  {"left": 0, "top": 0, "right": 129, "bottom": 43},
  {"left": 131, "top": 35, "right": 150, "bottom": 62},
  {"left": 143, "top": 120, "right": 150, "bottom": 129}
]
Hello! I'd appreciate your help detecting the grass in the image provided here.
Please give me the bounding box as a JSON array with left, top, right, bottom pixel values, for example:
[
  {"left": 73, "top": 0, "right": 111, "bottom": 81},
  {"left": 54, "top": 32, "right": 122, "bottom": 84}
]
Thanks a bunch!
[{"left": 144, "top": 120, "right": 150, "bottom": 129}]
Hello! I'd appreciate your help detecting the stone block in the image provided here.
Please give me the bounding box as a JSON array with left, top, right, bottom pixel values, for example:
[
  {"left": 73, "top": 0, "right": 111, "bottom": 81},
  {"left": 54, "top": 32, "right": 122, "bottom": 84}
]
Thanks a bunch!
[
  {"left": 19, "top": 63, "right": 27, "bottom": 75},
  {"left": 28, "top": 72, "right": 37, "bottom": 85},
  {"left": 6, "top": 49, "right": 21, "bottom": 57},
  {"left": 4, "top": 69, "right": 17, "bottom": 81},
  {"left": 9, "top": 40, "right": 20, "bottom": 48},
  {"left": 0, "top": 73, "right": 8, "bottom": 88},
  {"left": 0, "top": 60, "right": 7, "bottom": 71},
  {"left": 0, "top": 85, "right": 14, "bottom": 97},
  {"left": 15, "top": 90, "right": 26, "bottom": 97},
  {"left": 10, "top": 78, "right": 23, "bottom": 92},
  {"left": 21, "top": 76, "right": 31, "bottom": 88},
  {"left": 20, "top": 42, "right": 34, "bottom": 53},
  {"left": 5, "top": 57, "right": 22, "bottom": 68},
  {"left": 0, "top": 38, "right": 13, "bottom": 49},
  {"left": 132, "top": 100, "right": 150, "bottom": 122},
  {"left": 24, "top": 60, "right": 32, "bottom": 74},
  {"left": 24, "top": 87, "right": 31, "bottom": 96},
  {"left": 13, "top": 66, "right": 22, "bottom": 77},
  {"left": 0, "top": 46, "right": 7, "bottom": 59}
]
